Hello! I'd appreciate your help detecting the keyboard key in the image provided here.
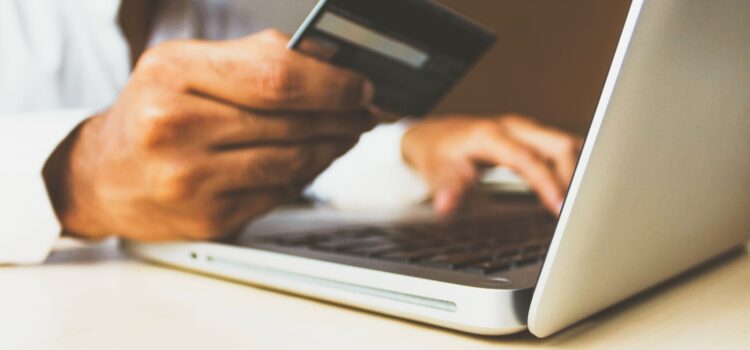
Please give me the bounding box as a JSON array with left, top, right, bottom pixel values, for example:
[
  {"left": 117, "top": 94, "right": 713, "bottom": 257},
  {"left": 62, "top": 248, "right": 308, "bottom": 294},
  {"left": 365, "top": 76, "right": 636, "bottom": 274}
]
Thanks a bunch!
[
  {"left": 311, "top": 239, "right": 365, "bottom": 252},
  {"left": 253, "top": 212, "right": 555, "bottom": 276},
  {"left": 514, "top": 256, "right": 543, "bottom": 267},
  {"left": 490, "top": 247, "right": 524, "bottom": 259},
  {"left": 345, "top": 244, "right": 408, "bottom": 257},
  {"left": 277, "top": 235, "right": 320, "bottom": 246}
]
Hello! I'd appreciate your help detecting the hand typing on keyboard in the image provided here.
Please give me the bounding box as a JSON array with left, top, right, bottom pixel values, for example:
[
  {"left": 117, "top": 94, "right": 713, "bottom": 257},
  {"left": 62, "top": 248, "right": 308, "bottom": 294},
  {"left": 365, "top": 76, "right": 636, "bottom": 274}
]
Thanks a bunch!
[{"left": 401, "top": 115, "right": 583, "bottom": 216}]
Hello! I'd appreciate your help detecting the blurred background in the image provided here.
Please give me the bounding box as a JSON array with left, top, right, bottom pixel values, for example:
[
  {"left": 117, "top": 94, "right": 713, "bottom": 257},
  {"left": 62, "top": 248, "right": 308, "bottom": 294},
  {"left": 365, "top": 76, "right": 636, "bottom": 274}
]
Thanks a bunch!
[{"left": 248, "top": 0, "right": 632, "bottom": 134}]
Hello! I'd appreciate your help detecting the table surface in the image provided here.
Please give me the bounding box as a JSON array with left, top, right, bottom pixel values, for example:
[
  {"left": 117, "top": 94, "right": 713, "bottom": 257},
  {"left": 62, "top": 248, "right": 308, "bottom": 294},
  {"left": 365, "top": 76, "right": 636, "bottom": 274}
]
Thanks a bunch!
[{"left": 2, "top": 239, "right": 749, "bottom": 350}]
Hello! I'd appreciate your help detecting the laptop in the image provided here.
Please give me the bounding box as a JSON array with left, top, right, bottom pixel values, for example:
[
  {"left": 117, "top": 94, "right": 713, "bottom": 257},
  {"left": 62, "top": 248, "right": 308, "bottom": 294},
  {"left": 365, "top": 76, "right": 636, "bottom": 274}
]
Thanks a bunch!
[{"left": 123, "top": 0, "right": 750, "bottom": 337}]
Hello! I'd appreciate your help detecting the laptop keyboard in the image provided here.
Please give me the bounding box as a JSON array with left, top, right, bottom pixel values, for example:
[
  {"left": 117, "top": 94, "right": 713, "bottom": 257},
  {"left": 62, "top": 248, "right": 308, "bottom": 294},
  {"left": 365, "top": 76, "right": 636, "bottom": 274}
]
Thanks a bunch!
[{"left": 254, "top": 214, "right": 556, "bottom": 276}]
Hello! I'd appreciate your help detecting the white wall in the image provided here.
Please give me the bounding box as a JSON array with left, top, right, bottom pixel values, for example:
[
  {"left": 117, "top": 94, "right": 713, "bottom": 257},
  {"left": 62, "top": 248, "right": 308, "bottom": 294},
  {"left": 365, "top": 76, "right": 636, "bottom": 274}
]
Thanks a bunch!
[{"left": 235, "top": 0, "right": 317, "bottom": 33}]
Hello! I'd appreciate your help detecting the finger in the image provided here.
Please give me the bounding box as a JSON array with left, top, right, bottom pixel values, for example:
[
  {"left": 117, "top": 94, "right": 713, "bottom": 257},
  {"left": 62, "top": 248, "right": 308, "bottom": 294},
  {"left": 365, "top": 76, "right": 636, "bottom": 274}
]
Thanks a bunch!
[
  {"left": 368, "top": 105, "right": 404, "bottom": 123},
  {"left": 257, "top": 29, "right": 338, "bottom": 61},
  {"left": 499, "top": 116, "right": 582, "bottom": 187},
  {"left": 208, "top": 140, "right": 355, "bottom": 191},
  {"left": 254, "top": 28, "right": 292, "bottom": 45},
  {"left": 472, "top": 135, "right": 565, "bottom": 215},
  {"left": 207, "top": 110, "right": 372, "bottom": 151},
  {"left": 297, "top": 37, "right": 339, "bottom": 61},
  {"left": 427, "top": 160, "right": 477, "bottom": 216},
  {"left": 434, "top": 188, "right": 463, "bottom": 217},
  {"left": 210, "top": 188, "right": 289, "bottom": 241},
  {"left": 141, "top": 32, "right": 374, "bottom": 111},
  {"left": 174, "top": 188, "right": 286, "bottom": 241},
  {"left": 142, "top": 91, "right": 372, "bottom": 148}
]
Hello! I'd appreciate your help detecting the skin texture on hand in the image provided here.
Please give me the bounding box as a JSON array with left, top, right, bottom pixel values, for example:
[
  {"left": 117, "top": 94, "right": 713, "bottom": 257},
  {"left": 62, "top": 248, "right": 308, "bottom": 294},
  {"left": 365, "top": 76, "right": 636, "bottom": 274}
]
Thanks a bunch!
[
  {"left": 402, "top": 115, "right": 584, "bottom": 216},
  {"left": 44, "top": 30, "right": 375, "bottom": 241}
]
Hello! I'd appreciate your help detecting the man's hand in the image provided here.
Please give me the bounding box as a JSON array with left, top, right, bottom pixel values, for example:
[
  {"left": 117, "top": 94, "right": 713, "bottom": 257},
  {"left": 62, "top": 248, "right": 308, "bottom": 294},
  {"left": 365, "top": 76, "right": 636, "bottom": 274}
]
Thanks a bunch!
[
  {"left": 45, "top": 30, "right": 375, "bottom": 241},
  {"left": 402, "top": 115, "right": 583, "bottom": 216}
]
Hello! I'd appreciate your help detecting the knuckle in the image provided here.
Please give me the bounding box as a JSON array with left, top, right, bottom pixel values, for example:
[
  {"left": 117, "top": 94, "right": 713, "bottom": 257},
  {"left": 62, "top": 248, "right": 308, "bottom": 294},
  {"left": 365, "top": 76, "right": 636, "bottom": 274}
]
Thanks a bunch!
[
  {"left": 257, "top": 29, "right": 288, "bottom": 43},
  {"left": 135, "top": 44, "right": 175, "bottom": 76},
  {"left": 257, "top": 59, "right": 303, "bottom": 104},
  {"left": 498, "top": 114, "right": 531, "bottom": 129},
  {"left": 136, "top": 101, "right": 181, "bottom": 149},
  {"left": 559, "top": 137, "right": 579, "bottom": 154},
  {"left": 499, "top": 114, "right": 526, "bottom": 124},
  {"left": 134, "top": 42, "right": 191, "bottom": 88},
  {"left": 509, "top": 149, "right": 536, "bottom": 168},
  {"left": 472, "top": 120, "right": 501, "bottom": 140},
  {"left": 243, "top": 148, "right": 311, "bottom": 184},
  {"left": 287, "top": 146, "right": 316, "bottom": 173},
  {"left": 551, "top": 134, "right": 583, "bottom": 159},
  {"left": 250, "top": 147, "right": 316, "bottom": 184},
  {"left": 154, "top": 161, "right": 203, "bottom": 203},
  {"left": 134, "top": 47, "right": 166, "bottom": 74}
]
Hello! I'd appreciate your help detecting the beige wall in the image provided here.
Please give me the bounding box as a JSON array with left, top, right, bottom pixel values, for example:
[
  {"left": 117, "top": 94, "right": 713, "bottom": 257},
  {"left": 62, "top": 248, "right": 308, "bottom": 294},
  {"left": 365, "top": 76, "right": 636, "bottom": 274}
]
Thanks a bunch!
[
  {"left": 250, "top": 0, "right": 632, "bottom": 133},
  {"left": 434, "top": 1, "right": 632, "bottom": 133}
]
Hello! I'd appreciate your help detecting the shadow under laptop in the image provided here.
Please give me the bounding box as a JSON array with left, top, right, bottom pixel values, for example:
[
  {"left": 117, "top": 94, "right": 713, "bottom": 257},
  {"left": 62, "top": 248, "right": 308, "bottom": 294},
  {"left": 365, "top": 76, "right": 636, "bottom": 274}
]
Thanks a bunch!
[
  {"left": 43, "top": 238, "right": 127, "bottom": 266},
  {"left": 319, "top": 244, "right": 745, "bottom": 345},
  {"left": 486, "top": 245, "right": 746, "bottom": 344}
]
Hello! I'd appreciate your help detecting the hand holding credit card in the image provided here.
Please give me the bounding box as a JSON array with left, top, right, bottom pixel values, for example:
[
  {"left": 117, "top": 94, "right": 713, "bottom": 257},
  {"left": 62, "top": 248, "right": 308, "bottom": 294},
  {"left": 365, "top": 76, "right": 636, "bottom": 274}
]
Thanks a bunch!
[{"left": 288, "top": 0, "right": 496, "bottom": 117}]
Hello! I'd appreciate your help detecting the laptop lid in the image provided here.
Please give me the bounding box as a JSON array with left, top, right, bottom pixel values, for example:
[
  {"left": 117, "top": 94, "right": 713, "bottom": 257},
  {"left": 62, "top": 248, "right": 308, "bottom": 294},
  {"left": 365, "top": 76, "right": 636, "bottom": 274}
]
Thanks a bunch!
[{"left": 529, "top": 0, "right": 750, "bottom": 337}]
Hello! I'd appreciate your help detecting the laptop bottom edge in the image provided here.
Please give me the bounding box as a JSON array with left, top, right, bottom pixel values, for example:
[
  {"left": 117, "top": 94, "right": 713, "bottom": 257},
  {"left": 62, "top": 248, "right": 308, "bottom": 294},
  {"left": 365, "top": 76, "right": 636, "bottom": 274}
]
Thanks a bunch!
[{"left": 122, "top": 240, "right": 534, "bottom": 336}]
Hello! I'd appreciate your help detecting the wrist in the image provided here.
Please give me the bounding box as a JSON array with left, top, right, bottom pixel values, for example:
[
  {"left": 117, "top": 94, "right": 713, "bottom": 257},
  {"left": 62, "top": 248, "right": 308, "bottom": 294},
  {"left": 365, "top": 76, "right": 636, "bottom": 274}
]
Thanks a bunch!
[
  {"left": 401, "top": 128, "right": 417, "bottom": 168},
  {"left": 399, "top": 120, "right": 420, "bottom": 169},
  {"left": 43, "top": 115, "right": 110, "bottom": 239}
]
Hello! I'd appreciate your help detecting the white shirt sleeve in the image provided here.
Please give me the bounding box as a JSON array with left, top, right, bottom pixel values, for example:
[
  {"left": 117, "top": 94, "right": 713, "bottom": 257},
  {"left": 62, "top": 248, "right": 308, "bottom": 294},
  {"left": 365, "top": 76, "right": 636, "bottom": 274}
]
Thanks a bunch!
[
  {"left": 0, "top": 109, "right": 93, "bottom": 265},
  {"left": 306, "top": 121, "right": 431, "bottom": 211}
]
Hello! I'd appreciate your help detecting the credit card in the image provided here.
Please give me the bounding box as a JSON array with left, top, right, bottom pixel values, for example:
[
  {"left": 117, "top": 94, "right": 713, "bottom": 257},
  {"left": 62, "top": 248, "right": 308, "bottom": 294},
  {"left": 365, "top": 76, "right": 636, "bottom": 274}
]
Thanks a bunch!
[{"left": 288, "top": 0, "right": 496, "bottom": 116}]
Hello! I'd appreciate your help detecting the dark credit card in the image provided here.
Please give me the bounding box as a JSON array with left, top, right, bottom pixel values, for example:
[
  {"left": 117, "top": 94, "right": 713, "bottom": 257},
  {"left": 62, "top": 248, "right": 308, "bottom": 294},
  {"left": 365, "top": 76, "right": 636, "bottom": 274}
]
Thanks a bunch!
[{"left": 288, "top": 0, "right": 496, "bottom": 116}]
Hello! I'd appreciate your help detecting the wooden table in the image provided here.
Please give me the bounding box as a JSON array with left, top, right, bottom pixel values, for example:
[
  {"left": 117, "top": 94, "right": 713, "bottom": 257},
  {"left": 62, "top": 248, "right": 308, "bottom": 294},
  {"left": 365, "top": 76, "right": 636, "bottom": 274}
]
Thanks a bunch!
[{"left": 2, "top": 239, "right": 749, "bottom": 349}]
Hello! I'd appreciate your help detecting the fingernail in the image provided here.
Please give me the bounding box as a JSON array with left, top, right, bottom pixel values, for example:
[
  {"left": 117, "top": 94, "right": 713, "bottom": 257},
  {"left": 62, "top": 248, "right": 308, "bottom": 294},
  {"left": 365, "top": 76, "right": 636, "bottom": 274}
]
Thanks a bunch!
[
  {"left": 361, "top": 81, "right": 375, "bottom": 104},
  {"left": 435, "top": 191, "right": 451, "bottom": 212},
  {"left": 435, "top": 190, "right": 460, "bottom": 215}
]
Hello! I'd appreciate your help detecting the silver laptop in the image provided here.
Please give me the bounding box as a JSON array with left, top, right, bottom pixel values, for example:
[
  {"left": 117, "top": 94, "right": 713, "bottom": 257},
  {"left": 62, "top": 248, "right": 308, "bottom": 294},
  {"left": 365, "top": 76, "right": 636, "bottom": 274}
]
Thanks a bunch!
[{"left": 124, "top": 0, "right": 750, "bottom": 337}]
